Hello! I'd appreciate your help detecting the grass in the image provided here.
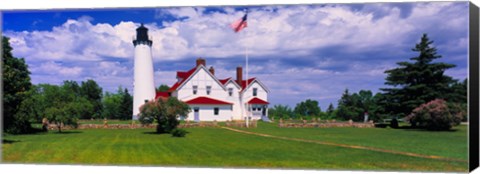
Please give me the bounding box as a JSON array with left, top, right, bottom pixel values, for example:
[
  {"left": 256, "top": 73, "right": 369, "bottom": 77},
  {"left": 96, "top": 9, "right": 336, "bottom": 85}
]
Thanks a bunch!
[
  {"left": 242, "top": 122, "right": 468, "bottom": 160},
  {"left": 2, "top": 123, "right": 468, "bottom": 172}
]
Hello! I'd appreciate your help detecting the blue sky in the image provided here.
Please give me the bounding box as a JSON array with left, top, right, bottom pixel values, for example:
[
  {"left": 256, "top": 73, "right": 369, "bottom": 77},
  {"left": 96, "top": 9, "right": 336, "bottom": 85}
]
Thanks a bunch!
[{"left": 2, "top": 2, "right": 469, "bottom": 110}]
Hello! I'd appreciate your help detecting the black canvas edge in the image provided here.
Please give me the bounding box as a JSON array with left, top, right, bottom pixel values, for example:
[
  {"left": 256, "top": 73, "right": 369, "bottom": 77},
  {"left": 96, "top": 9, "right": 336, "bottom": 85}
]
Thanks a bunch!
[{"left": 469, "top": 1, "right": 480, "bottom": 172}]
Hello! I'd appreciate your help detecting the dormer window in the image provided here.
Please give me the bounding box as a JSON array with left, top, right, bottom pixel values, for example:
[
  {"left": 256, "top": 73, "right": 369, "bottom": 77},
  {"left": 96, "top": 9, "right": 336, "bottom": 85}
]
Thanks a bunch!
[
  {"left": 228, "top": 88, "right": 233, "bottom": 96},
  {"left": 206, "top": 86, "right": 212, "bottom": 95},
  {"left": 193, "top": 85, "right": 198, "bottom": 95},
  {"left": 253, "top": 88, "right": 258, "bottom": 96}
]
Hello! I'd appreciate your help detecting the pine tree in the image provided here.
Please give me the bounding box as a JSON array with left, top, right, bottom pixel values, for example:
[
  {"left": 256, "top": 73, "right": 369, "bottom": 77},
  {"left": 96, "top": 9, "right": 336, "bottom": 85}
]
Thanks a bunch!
[
  {"left": 119, "top": 88, "right": 133, "bottom": 120},
  {"left": 381, "top": 34, "right": 456, "bottom": 117},
  {"left": 326, "top": 103, "right": 335, "bottom": 116}
]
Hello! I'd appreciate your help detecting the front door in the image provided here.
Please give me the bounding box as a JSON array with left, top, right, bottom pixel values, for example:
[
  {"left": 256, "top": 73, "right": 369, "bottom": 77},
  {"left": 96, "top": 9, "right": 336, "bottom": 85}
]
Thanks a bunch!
[{"left": 193, "top": 107, "right": 200, "bottom": 122}]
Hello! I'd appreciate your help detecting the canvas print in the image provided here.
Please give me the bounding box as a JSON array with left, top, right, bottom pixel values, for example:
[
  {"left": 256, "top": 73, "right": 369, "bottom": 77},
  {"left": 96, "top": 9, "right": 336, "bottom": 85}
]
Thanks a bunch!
[{"left": 1, "top": 2, "right": 474, "bottom": 173}]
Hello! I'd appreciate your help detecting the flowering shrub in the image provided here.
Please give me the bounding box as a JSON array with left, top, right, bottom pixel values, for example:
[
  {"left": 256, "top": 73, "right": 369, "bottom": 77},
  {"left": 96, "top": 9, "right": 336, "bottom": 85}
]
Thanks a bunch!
[
  {"left": 405, "top": 99, "right": 462, "bottom": 130},
  {"left": 139, "top": 97, "right": 190, "bottom": 134}
]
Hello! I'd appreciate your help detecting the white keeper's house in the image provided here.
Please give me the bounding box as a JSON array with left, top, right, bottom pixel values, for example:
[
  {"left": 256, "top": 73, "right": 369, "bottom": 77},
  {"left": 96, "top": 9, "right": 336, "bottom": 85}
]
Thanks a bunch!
[
  {"left": 157, "top": 58, "right": 270, "bottom": 122},
  {"left": 131, "top": 23, "right": 269, "bottom": 121}
]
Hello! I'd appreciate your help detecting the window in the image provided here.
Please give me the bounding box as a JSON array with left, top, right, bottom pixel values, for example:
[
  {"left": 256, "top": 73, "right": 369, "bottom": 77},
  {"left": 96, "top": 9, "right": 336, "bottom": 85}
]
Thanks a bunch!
[
  {"left": 193, "top": 85, "right": 198, "bottom": 95},
  {"left": 228, "top": 88, "right": 233, "bottom": 96},
  {"left": 206, "top": 86, "right": 211, "bottom": 95},
  {"left": 253, "top": 88, "right": 258, "bottom": 96},
  {"left": 214, "top": 107, "right": 219, "bottom": 115}
]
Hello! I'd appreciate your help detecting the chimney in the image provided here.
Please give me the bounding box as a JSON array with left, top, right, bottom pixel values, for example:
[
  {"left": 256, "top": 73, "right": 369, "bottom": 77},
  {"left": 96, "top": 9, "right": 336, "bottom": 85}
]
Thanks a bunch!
[
  {"left": 236, "top": 66, "right": 243, "bottom": 85},
  {"left": 196, "top": 58, "right": 206, "bottom": 67},
  {"left": 209, "top": 66, "right": 215, "bottom": 75}
]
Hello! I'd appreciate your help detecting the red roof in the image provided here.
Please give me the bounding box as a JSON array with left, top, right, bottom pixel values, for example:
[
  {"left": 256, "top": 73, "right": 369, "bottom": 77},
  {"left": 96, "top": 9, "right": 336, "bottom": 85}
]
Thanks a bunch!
[
  {"left": 155, "top": 91, "right": 170, "bottom": 99},
  {"left": 185, "top": 97, "right": 233, "bottom": 105},
  {"left": 168, "top": 67, "right": 197, "bottom": 92},
  {"left": 165, "top": 62, "right": 258, "bottom": 93},
  {"left": 247, "top": 97, "right": 269, "bottom": 104},
  {"left": 219, "top": 78, "right": 231, "bottom": 85},
  {"left": 240, "top": 78, "right": 256, "bottom": 92}
]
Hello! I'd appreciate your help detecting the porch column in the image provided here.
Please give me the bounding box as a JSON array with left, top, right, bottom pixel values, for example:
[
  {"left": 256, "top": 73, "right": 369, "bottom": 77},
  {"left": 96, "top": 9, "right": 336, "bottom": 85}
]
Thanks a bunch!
[{"left": 266, "top": 106, "right": 269, "bottom": 118}]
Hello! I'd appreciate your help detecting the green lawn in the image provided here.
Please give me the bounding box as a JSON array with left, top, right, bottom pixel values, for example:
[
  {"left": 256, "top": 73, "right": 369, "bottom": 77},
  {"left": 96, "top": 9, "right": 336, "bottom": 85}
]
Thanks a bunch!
[
  {"left": 2, "top": 123, "right": 468, "bottom": 172},
  {"left": 241, "top": 122, "right": 468, "bottom": 160}
]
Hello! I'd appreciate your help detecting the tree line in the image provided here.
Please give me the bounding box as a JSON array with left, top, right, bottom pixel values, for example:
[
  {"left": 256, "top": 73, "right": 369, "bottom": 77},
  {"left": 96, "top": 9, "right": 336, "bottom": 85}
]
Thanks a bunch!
[
  {"left": 2, "top": 36, "right": 134, "bottom": 133},
  {"left": 269, "top": 34, "right": 467, "bottom": 130}
]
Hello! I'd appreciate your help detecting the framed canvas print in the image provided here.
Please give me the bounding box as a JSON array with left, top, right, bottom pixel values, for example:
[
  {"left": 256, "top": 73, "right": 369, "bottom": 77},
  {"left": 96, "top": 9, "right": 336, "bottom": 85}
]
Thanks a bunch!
[{"left": 1, "top": 0, "right": 479, "bottom": 174}]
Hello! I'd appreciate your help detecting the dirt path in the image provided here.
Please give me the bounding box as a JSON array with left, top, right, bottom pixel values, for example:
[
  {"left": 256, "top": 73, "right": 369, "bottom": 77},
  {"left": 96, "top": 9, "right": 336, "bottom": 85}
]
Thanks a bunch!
[{"left": 220, "top": 126, "right": 467, "bottom": 163}]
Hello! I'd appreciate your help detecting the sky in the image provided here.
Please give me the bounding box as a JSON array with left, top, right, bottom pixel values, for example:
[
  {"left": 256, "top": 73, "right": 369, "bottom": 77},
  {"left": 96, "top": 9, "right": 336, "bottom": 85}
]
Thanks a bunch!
[{"left": 1, "top": 2, "right": 470, "bottom": 110}]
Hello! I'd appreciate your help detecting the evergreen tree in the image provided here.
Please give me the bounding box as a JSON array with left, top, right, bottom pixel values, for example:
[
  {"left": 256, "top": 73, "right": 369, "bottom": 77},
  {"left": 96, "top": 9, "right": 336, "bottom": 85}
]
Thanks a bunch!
[
  {"left": 119, "top": 88, "right": 133, "bottom": 120},
  {"left": 2, "top": 36, "right": 33, "bottom": 134},
  {"left": 335, "top": 89, "right": 384, "bottom": 121},
  {"left": 326, "top": 103, "right": 335, "bottom": 116},
  {"left": 381, "top": 34, "right": 456, "bottom": 117},
  {"left": 80, "top": 79, "right": 103, "bottom": 119}
]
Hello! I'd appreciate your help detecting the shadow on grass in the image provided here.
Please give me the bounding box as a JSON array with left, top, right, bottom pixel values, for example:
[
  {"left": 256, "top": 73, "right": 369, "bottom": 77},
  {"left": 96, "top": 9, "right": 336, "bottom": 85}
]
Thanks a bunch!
[
  {"left": 53, "top": 131, "right": 83, "bottom": 134},
  {"left": 17, "top": 127, "right": 48, "bottom": 135},
  {"left": 142, "top": 131, "right": 162, "bottom": 135},
  {"left": 2, "top": 139, "right": 20, "bottom": 144},
  {"left": 398, "top": 126, "right": 459, "bottom": 132},
  {"left": 377, "top": 125, "right": 460, "bottom": 132}
]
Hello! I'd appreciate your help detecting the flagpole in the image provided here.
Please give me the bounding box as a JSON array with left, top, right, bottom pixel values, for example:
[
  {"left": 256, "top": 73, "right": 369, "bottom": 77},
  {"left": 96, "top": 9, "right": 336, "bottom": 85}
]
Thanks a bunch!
[
  {"left": 245, "top": 9, "right": 249, "bottom": 128},
  {"left": 245, "top": 19, "right": 249, "bottom": 128}
]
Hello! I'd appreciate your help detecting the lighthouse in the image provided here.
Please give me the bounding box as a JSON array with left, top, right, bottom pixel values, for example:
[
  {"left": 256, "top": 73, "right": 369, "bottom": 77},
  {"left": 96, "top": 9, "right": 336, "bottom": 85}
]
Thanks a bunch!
[{"left": 132, "top": 23, "right": 156, "bottom": 120}]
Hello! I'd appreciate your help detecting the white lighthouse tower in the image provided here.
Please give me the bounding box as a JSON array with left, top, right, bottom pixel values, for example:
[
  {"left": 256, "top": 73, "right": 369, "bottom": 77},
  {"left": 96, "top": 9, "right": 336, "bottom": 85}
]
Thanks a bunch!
[{"left": 132, "top": 23, "right": 156, "bottom": 120}]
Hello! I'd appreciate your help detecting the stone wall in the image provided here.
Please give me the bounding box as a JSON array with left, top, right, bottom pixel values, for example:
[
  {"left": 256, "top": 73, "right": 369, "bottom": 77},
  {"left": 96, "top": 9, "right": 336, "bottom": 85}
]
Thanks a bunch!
[
  {"left": 47, "top": 122, "right": 221, "bottom": 130},
  {"left": 278, "top": 119, "right": 374, "bottom": 128},
  {"left": 225, "top": 120, "right": 257, "bottom": 128}
]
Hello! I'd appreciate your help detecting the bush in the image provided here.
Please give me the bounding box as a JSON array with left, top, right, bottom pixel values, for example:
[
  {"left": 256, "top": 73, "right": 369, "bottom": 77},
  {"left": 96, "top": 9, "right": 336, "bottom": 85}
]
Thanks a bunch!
[
  {"left": 390, "top": 118, "right": 399, "bottom": 128},
  {"left": 171, "top": 129, "right": 188, "bottom": 137},
  {"left": 139, "top": 97, "right": 190, "bottom": 134},
  {"left": 405, "top": 99, "right": 462, "bottom": 130},
  {"left": 139, "top": 114, "right": 154, "bottom": 125}
]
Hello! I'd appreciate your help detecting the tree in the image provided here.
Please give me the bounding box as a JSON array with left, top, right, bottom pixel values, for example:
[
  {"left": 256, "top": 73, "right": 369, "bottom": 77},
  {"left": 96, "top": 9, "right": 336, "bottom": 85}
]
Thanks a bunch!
[
  {"left": 80, "top": 79, "right": 103, "bottom": 119},
  {"left": 336, "top": 89, "right": 363, "bottom": 121},
  {"left": 381, "top": 34, "right": 456, "bottom": 118},
  {"left": 63, "top": 80, "right": 81, "bottom": 97},
  {"left": 268, "top": 105, "right": 294, "bottom": 119},
  {"left": 101, "top": 92, "right": 122, "bottom": 119},
  {"left": 101, "top": 87, "right": 133, "bottom": 120},
  {"left": 43, "top": 84, "right": 93, "bottom": 132},
  {"left": 326, "top": 103, "right": 335, "bottom": 119},
  {"left": 2, "top": 36, "right": 33, "bottom": 134},
  {"left": 405, "top": 99, "right": 462, "bottom": 130},
  {"left": 157, "top": 84, "right": 170, "bottom": 92},
  {"left": 369, "top": 93, "right": 388, "bottom": 122},
  {"left": 139, "top": 97, "right": 190, "bottom": 133},
  {"left": 16, "top": 85, "right": 48, "bottom": 123},
  {"left": 294, "top": 99, "right": 321, "bottom": 118},
  {"left": 119, "top": 87, "right": 133, "bottom": 120}
]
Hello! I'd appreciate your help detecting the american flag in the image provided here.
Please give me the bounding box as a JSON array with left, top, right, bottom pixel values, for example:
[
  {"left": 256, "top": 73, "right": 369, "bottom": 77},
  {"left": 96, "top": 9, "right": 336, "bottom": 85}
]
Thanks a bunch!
[{"left": 230, "top": 12, "right": 248, "bottom": 33}]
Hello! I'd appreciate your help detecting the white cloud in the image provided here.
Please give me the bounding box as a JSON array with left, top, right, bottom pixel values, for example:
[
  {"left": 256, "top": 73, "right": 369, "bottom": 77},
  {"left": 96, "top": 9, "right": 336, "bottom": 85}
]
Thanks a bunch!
[
  {"left": 5, "top": 19, "right": 137, "bottom": 62},
  {"left": 4, "top": 2, "right": 468, "bottom": 106},
  {"left": 31, "top": 61, "right": 83, "bottom": 77},
  {"left": 6, "top": 2, "right": 467, "bottom": 62}
]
